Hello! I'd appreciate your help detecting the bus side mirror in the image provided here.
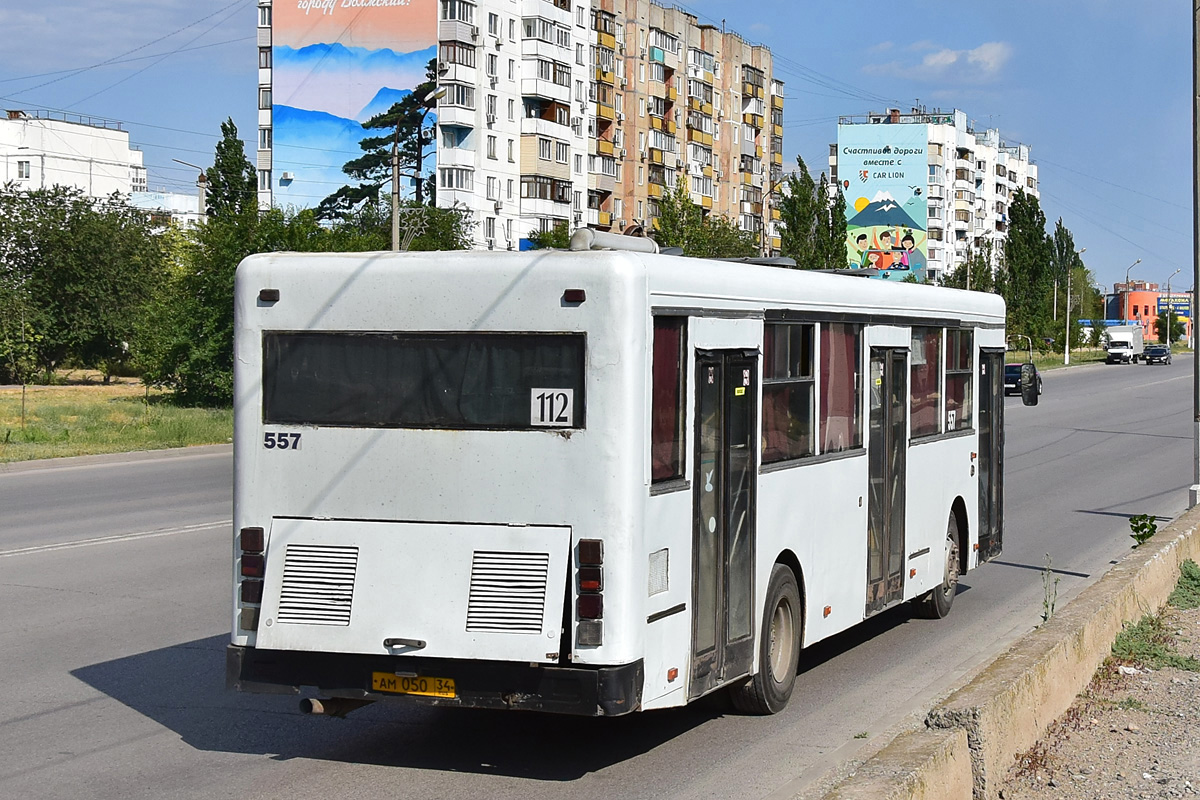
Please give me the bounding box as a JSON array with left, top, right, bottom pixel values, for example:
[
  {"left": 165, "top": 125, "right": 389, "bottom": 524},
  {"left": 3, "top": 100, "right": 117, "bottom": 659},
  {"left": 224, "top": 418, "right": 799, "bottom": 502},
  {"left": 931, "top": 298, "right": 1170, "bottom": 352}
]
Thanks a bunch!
[{"left": 1020, "top": 363, "right": 1038, "bottom": 407}]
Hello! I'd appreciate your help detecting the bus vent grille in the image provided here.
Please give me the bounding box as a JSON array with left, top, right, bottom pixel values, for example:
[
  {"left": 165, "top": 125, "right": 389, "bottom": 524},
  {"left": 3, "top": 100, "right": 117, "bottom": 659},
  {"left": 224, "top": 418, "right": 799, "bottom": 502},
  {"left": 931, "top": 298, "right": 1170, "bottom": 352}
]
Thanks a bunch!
[
  {"left": 466, "top": 550, "right": 549, "bottom": 634},
  {"left": 276, "top": 544, "right": 359, "bottom": 626}
]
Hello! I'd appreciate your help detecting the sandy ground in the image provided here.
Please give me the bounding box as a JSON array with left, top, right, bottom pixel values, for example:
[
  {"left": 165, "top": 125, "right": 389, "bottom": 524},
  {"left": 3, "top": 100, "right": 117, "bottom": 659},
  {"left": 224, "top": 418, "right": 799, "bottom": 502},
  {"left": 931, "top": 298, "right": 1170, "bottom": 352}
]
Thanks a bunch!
[{"left": 997, "top": 604, "right": 1200, "bottom": 799}]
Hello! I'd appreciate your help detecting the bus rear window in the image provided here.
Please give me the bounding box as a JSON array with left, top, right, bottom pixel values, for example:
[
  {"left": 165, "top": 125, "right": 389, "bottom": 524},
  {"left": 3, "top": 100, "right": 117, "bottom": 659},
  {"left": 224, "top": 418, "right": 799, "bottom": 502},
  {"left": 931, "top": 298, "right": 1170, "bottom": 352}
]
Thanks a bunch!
[{"left": 263, "top": 332, "right": 585, "bottom": 429}]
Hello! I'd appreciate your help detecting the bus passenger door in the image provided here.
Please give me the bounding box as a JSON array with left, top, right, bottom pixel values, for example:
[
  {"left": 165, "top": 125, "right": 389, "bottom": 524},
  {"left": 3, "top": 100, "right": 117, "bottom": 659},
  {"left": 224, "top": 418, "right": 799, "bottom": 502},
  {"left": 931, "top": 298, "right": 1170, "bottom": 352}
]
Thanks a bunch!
[
  {"left": 689, "top": 350, "right": 757, "bottom": 700},
  {"left": 977, "top": 349, "right": 1005, "bottom": 561},
  {"left": 866, "top": 348, "right": 907, "bottom": 615}
]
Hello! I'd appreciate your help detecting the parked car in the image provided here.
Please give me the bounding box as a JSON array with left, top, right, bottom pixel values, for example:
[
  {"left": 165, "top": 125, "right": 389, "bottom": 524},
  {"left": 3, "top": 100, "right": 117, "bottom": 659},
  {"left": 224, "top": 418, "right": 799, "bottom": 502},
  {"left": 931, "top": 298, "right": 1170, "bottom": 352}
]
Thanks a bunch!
[
  {"left": 1004, "top": 363, "right": 1042, "bottom": 396},
  {"left": 1143, "top": 344, "right": 1172, "bottom": 365}
]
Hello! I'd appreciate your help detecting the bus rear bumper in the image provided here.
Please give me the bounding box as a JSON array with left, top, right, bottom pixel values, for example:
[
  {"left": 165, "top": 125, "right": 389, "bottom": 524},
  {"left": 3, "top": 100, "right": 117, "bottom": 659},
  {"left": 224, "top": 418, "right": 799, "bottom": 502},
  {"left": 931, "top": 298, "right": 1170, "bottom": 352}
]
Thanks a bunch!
[{"left": 226, "top": 645, "right": 644, "bottom": 717}]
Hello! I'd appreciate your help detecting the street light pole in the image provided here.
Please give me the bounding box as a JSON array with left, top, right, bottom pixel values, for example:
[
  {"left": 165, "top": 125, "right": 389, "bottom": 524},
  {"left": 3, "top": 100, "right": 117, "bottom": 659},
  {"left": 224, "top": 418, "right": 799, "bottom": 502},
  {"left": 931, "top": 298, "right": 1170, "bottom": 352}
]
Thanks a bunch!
[
  {"left": 1122, "top": 257, "right": 1142, "bottom": 322},
  {"left": 393, "top": 87, "right": 446, "bottom": 252},
  {"left": 1166, "top": 268, "right": 1182, "bottom": 346}
]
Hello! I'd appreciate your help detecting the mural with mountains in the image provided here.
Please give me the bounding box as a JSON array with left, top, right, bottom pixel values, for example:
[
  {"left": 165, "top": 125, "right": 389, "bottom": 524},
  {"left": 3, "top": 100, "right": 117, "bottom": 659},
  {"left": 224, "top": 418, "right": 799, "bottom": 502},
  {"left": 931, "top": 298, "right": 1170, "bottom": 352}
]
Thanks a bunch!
[{"left": 271, "top": 43, "right": 436, "bottom": 208}]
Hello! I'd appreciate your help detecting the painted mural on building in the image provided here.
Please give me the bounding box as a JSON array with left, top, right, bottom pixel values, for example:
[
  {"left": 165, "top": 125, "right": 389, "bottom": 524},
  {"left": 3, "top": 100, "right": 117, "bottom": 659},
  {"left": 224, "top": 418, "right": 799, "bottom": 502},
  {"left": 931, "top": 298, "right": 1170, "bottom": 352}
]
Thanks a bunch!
[
  {"left": 272, "top": 0, "right": 437, "bottom": 207},
  {"left": 837, "top": 124, "right": 928, "bottom": 281}
]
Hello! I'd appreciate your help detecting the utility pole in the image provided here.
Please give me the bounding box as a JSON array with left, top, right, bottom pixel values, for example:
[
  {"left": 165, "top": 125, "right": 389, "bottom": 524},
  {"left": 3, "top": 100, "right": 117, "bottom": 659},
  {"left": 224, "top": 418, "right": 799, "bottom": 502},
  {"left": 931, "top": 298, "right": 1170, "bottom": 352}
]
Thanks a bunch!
[
  {"left": 1192, "top": 0, "right": 1200, "bottom": 507},
  {"left": 391, "top": 126, "right": 400, "bottom": 251}
]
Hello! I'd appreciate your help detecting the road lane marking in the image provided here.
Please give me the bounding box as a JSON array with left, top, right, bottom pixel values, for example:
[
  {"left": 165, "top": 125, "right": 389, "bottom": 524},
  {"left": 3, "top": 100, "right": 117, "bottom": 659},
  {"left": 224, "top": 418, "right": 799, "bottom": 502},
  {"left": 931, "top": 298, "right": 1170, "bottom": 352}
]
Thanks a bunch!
[{"left": 0, "top": 519, "right": 231, "bottom": 558}]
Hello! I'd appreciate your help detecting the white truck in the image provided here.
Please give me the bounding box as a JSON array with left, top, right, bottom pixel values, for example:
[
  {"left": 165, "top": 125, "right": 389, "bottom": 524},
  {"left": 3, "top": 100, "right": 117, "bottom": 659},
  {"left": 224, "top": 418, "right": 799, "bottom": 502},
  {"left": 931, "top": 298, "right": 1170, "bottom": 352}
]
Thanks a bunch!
[{"left": 1106, "top": 325, "right": 1144, "bottom": 364}]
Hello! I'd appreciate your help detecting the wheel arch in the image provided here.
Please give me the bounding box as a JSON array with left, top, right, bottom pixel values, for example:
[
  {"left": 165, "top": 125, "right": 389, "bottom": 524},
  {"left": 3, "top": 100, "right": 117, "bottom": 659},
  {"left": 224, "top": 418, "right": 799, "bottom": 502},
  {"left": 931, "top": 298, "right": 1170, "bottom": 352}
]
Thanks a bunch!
[
  {"left": 950, "top": 496, "right": 969, "bottom": 574},
  {"left": 773, "top": 549, "right": 807, "bottom": 646}
]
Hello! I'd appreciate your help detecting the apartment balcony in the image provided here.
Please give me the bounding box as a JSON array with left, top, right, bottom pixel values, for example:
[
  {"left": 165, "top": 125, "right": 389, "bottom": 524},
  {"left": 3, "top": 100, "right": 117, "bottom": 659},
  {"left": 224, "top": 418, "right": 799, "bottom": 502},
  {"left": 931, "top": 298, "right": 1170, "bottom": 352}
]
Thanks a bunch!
[
  {"left": 439, "top": 20, "right": 478, "bottom": 44},
  {"left": 522, "top": 78, "right": 571, "bottom": 104},
  {"left": 742, "top": 112, "right": 764, "bottom": 129},
  {"left": 926, "top": 184, "right": 945, "bottom": 200},
  {"left": 772, "top": 151, "right": 783, "bottom": 166},
  {"left": 596, "top": 139, "right": 614, "bottom": 157},
  {"left": 701, "top": 194, "right": 713, "bottom": 210},
  {"left": 438, "top": 105, "right": 476, "bottom": 128},
  {"left": 649, "top": 147, "right": 665, "bottom": 165},
  {"left": 595, "top": 68, "right": 615, "bottom": 85},
  {"left": 771, "top": 95, "right": 784, "bottom": 111},
  {"left": 648, "top": 182, "right": 664, "bottom": 198},
  {"left": 740, "top": 171, "right": 754, "bottom": 185},
  {"left": 596, "top": 210, "right": 613, "bottom": 227},
  {"left": 741, "top": 81, "right": 765, "bottom": 99},
  {"left": 755, "top": 145, "right": 763, "bottom": 160},
  {"left": 439, "top": 62, "right": 478, "bottom": 85},
  {"left": 521, "top": 116, "right": 571, "bottom": 138},
  {"left": 597, "top": 30, "right": 616, "bottom": 50},
  {"left": 649, "top": 115, "right": 665, "bottom": 132},
  {"left": 687, "top": 128, "right": 713, "bottom": 147},
  {"left": 741, "top": 201, "right": 763, "bottom": 215},
  {"left": 687, "top": 96, "right": 713, "bottom": 115},
  {"left": 771, "top": 207, "right": 781, "bottom": 221},
  {"left": 596, "top": 102, "right": 615, "bottom": 121},
  {"left": 770, "top": 236, "right": 781, "bottom": 250},
  {"left": 772, "top": 123, "right": 783, "bottom": 138},
  {"left": 928, "top": 153, "right": 944, "bottom": 167},
  {"left": 591, "top": 172, "right": 615, "bottom": 194},
  {"left": 702, "top": 164, "right": 713, "bottom": 178},
  {"left": 953, "top": 217, "right": 970, "bottom": 231}
]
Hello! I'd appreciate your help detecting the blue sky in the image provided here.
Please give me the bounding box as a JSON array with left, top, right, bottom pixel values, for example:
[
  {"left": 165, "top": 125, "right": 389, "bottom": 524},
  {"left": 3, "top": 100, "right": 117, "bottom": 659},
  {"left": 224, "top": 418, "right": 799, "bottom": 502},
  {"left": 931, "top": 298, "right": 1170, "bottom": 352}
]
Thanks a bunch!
[{"left": 0, "top": 0, "right": 1190, "bottom": 291}]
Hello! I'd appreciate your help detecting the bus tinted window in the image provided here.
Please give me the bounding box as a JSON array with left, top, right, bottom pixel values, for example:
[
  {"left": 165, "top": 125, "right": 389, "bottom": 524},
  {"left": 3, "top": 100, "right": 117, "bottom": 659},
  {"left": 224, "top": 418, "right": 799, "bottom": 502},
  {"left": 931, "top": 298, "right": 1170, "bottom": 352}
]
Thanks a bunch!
[
  {"left": 263, "top": 332, "right": 585, "bottom": 429},
  {"left": 651, "top": 317, "right": 686, "bottom": 481},
  {"left": 910, "top": 327, "right": 942, "bottom": 438},
  {"left": 945, "top": 329, "right": 973, "bottom": 431},
  {"left": 820, "top": 323, "right": 862, "bottom": 453},
  {"left": 762, "top": 322, "right": 815, "bottom": 463}
]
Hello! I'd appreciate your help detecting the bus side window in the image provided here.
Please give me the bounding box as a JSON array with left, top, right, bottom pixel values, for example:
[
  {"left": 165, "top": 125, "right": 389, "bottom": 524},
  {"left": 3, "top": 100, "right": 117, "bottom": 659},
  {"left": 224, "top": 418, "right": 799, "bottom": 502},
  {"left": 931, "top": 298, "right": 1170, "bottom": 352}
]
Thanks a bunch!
[
  {"left": 762, "top": 322, "right": 815, "bottom": 463},
  {"left": 945, "top": 329, "right": 973, "bottom": 431},
  {"left": 910, "top": 326, "right": 942, "bottom": 438},
  {"left": 651, "top": 316, "right": 687, "bottom": 482},
  {"left": 819, "top": 323, "right": 863, "bottom": 453}
]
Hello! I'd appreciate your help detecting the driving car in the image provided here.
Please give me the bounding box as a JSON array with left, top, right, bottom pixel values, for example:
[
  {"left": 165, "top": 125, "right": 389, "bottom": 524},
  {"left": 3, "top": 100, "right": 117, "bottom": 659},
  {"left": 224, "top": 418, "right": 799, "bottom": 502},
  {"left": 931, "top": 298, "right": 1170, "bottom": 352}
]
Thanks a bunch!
[
  {"left": 1143, "top": 344, "right": 1172, "bottom": 365},
  {"left": 1004, "top": 363, "right": 1042, "bottom": 396}
]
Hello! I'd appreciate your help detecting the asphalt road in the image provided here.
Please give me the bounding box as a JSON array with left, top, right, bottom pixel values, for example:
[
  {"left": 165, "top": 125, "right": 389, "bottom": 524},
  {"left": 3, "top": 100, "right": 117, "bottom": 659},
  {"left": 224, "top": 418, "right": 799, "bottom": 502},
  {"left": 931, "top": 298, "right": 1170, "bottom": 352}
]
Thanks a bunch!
[{"left": 0, "top": 358, "right": 1192, "bottom": 800}]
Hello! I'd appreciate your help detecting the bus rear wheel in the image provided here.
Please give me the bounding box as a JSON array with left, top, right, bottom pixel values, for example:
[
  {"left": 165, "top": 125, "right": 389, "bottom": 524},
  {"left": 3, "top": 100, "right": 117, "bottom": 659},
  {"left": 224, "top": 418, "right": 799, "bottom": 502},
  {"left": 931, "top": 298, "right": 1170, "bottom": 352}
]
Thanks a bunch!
[
  {"left": 920, "top": 513, "right": 960, "bottom": 619},
  {"left": 730, "top": 564, "right": 801, "bottom": 715}
]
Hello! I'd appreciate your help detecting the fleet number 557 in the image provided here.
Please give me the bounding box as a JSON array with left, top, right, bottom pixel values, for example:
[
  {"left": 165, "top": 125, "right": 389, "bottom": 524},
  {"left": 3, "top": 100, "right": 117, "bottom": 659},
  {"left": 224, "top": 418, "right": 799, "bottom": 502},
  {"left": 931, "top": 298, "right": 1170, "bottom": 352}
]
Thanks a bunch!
[{"left": 263, "top": 432, "right": 301, "bottom": 450}]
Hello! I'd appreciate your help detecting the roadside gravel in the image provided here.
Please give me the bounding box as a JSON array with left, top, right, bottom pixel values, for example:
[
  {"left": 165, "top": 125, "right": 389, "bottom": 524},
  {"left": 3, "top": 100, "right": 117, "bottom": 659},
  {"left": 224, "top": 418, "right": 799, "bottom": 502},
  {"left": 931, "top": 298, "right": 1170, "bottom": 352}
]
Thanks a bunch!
[{"left": 997, "top": 603, "right": 1200, "bottom": 800}]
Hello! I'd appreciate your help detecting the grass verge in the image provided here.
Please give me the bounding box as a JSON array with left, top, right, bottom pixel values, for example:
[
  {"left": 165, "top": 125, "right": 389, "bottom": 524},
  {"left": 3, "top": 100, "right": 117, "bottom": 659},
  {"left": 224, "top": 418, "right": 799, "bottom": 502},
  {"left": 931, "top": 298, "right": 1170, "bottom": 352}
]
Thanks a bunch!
[{"left": 0, "top": 381, "right": 232, "bottom": 463}]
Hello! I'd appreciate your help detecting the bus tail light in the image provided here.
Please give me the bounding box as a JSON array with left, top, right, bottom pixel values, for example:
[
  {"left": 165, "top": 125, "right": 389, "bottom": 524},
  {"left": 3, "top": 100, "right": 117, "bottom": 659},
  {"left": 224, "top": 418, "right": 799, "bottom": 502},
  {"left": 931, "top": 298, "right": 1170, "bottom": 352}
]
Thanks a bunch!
[
  {"left": 575, "top": 539, "right": 604, "bottom": 647},
  {"left": 239, "top": 526, "right": 265, "bottom": 632}
]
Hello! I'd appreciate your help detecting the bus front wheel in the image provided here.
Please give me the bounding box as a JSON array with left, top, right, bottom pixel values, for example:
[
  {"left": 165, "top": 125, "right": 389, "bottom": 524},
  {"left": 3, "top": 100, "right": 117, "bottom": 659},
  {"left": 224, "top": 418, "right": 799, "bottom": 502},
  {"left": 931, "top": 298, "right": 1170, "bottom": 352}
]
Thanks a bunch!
[
  {"left": 730, "top": 564, "right": 801, "bottom": 715},
  {"left": 920, "top": 513, "right": 961, "bottom": 619}
]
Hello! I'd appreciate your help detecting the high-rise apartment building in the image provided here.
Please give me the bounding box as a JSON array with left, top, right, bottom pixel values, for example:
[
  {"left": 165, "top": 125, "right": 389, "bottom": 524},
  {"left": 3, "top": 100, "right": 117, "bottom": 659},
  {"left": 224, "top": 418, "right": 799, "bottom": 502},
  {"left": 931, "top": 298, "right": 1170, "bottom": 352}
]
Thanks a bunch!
[
  {"left": 831, "top": 108, "right": 1038, "bottom": 282},
  {"left": 255, "top": 0, "right": 779, "bottom": 250}
]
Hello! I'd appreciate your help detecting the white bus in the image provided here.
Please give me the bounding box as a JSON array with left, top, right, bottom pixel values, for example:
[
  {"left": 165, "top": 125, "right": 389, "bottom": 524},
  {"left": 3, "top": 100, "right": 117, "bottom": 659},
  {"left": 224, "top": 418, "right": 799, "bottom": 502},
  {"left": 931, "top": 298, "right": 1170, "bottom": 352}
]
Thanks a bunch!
[{"left": 227, "top": 236, "right": 1031, "bottom": 717}]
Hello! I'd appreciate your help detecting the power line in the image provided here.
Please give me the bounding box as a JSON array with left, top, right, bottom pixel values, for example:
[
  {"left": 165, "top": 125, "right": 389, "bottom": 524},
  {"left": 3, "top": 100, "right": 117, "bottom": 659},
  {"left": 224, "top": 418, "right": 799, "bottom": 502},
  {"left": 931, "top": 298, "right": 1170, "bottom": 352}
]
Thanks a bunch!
[
  {"left": 0, "top": 38, "right": 254, "bottom": 86},
  {"left": 8, "top": 0, "right": 251, "bottom": 99}
]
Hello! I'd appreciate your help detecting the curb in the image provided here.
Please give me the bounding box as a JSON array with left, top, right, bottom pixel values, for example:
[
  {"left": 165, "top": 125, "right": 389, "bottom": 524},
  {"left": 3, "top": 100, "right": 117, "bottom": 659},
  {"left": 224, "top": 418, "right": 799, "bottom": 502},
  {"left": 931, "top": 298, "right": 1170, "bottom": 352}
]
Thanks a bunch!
[
  {"left": 0, "top": 443, "right": 232, "bottom": 475},
  {"left": 818, "top": 504, "right": 1200, "bottom": 800}
]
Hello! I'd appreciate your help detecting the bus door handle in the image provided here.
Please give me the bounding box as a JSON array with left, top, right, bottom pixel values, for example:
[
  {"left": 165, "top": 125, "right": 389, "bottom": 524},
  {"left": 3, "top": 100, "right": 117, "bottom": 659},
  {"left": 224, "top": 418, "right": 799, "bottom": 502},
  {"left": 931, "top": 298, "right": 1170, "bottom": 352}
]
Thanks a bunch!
[{"left": 383, "top": 637, "right": 427, "bottom": 649}]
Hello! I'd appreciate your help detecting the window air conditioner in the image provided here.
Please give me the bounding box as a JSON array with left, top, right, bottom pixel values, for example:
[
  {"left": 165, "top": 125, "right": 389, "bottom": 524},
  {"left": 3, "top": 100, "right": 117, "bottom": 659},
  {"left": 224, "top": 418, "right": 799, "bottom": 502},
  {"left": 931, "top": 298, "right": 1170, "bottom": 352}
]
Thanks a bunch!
[
  {"left": 437, "top": 61, "right": 449, "bottom": 74},
  {"left": 279, "top": 171, "right": 294, "bottom": 181},
  {"left": 486, "top": 238, "right": 495, "bottom": 250},
  {"left": 616, "top": 111, "right": 624, "bottom": 122},
  {"left": 486, "top": 112, "right": 496, "bottom": 125},
  {"left": 620, "top": 148, "right": 627, "bottom": 157},
  {"left": 471, "top": 25, "right": 480, "bottom": 40},
  {"left": 494, "top": 200, "right": 503, "bottom": 212}
]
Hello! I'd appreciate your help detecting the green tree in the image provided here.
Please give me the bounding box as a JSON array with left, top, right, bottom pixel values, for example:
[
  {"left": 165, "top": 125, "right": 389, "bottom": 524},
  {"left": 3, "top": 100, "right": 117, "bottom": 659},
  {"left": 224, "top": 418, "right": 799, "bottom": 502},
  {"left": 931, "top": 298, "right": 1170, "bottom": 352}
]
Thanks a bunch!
[
  {"left": 527, "top": 221, "right": 572, "bottom": 249},
  {"left": 0, "top": 185, "right": 165, "bottom": 381},
  {"left": 317, "top": 59, "right": 439, "bottom": 219},
  {"left": 1001, "top": 191, "right": 1056, "bottom": 346},
  {"left": 777, "top": 155, "right": 821, "bottom": 269},
  {"left": 815, "top": 174, "right": 848, "bottom": 270},
  {"left": 205, "top": 118, "right": 258, "bottom": 220},
  {"left": 941, "top": 242, "right": 997, "bottom": 293},
  {"left": 1155, "top": 310, "right": 1186, "bottom": 344},
  {"left": 652, "top": 179, "right": 757, "bottom": 258}
]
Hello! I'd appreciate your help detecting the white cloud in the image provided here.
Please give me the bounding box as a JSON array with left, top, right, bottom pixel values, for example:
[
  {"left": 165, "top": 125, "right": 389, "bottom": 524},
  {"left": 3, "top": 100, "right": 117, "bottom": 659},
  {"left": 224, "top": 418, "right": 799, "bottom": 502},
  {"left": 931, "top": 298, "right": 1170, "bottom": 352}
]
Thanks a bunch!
[{"left": 864, "top": 40, "right": 1013, "bottom": 83}]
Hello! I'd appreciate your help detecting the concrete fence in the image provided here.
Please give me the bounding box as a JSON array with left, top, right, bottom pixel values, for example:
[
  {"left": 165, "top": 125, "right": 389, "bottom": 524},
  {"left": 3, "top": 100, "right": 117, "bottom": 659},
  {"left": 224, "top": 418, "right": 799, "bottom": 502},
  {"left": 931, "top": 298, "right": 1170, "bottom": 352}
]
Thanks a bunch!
[{"left": 817, "top": 504, "right": 1200, "bottom": 800}]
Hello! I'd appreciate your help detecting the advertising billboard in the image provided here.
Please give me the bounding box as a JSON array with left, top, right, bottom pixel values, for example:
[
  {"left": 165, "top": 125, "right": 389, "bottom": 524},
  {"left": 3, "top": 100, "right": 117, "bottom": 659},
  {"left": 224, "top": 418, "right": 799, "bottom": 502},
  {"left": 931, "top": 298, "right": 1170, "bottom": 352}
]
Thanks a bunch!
[
  {"left": 271, "top": 0, "right": 437, "bottom": 208},
  {"left": 837, "top": 123, "right": 928, "bottom": 281},
  {"left": 1157, "top": 295, "right": 1192, "bottom": 319}
]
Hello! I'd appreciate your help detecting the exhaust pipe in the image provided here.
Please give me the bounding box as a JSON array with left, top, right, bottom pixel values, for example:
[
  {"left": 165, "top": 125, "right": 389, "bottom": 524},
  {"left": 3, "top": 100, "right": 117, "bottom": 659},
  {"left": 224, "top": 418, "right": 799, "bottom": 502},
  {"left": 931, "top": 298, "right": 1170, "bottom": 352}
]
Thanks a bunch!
[{"left": 299, "top": 697, "right": 374, "bottom": 718}]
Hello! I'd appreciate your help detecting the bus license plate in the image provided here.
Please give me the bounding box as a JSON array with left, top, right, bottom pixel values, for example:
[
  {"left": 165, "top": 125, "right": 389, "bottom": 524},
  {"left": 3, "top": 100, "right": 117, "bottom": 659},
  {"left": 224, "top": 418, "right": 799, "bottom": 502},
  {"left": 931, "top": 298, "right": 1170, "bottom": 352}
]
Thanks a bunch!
[{"left": 371, "top": 672, "right": 456, "bottom": 698}]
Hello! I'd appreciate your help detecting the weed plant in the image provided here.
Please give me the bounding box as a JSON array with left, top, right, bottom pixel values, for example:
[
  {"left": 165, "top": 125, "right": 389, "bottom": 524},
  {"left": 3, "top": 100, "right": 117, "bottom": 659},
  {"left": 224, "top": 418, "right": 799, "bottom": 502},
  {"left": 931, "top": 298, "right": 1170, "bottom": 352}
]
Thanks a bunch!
[
  {"left": 1169, "top": 560, "right": 1200, "bottom": 609},
  {"left": 1111, "top": 613, "right": 1200, "bottom": 672}
]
